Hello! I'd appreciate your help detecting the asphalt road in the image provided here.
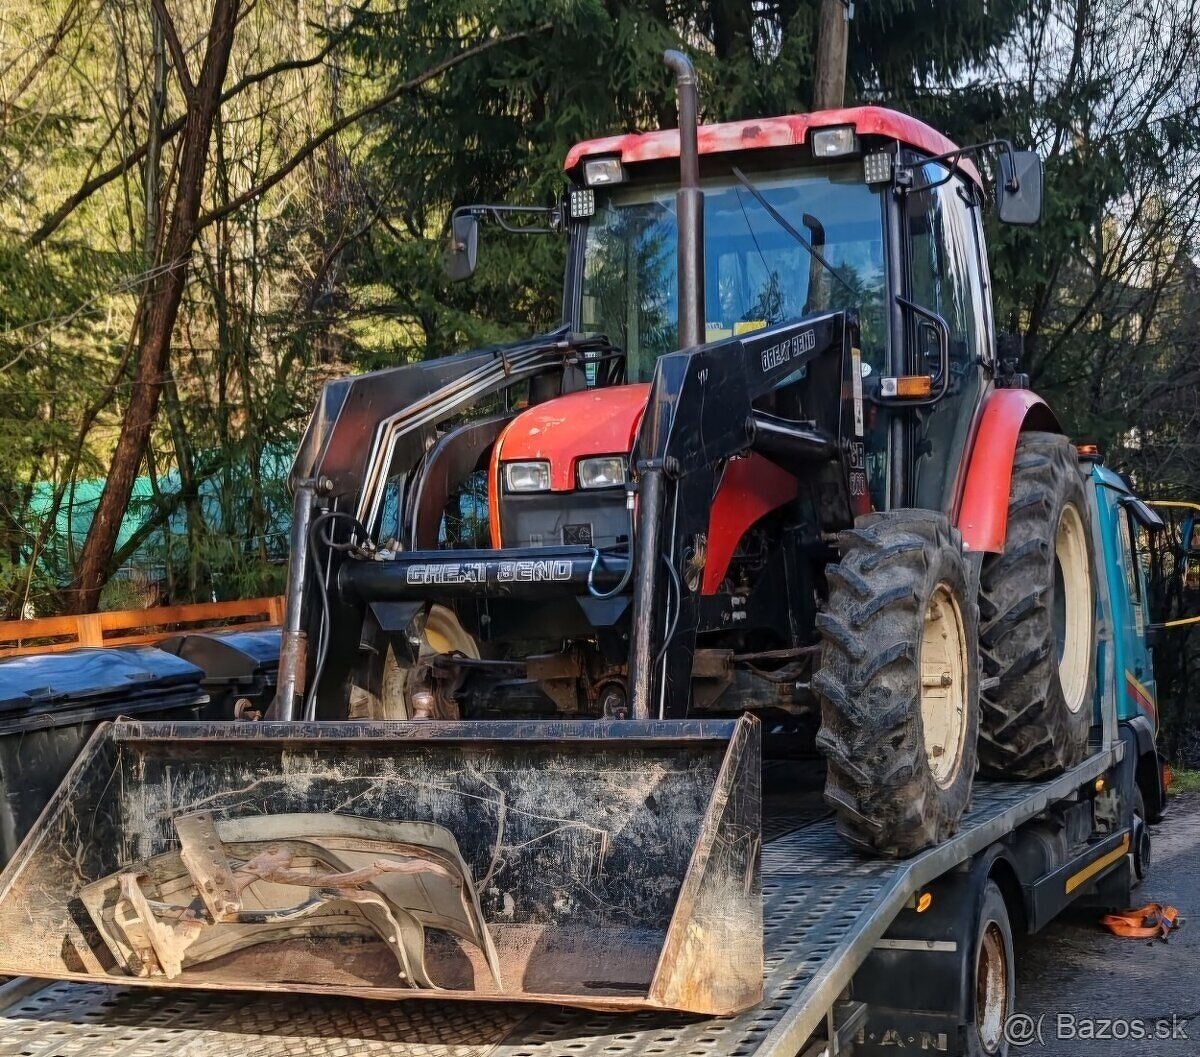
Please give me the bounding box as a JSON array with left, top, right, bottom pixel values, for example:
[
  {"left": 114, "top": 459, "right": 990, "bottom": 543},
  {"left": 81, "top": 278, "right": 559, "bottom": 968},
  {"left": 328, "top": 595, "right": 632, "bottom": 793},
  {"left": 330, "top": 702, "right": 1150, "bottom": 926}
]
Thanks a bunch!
[{"left": 1013, "top": 792, "right": 1200, "bottom": 1056}]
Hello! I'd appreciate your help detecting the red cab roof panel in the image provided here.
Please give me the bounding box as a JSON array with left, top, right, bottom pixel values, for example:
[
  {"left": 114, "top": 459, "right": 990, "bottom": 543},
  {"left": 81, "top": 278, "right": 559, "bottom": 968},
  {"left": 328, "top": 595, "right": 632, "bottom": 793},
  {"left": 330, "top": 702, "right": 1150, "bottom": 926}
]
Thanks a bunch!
[{"left": 564, "top": 105, "right": 982, "bottom": 188}]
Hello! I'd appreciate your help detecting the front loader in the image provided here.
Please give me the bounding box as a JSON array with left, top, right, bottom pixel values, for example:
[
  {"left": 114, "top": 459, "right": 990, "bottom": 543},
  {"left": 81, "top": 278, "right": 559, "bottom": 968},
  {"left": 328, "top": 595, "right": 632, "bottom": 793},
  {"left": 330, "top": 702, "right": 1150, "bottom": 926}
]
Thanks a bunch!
[{"left": 0, "top": 53, "right": 1098, "bottom": 1016}]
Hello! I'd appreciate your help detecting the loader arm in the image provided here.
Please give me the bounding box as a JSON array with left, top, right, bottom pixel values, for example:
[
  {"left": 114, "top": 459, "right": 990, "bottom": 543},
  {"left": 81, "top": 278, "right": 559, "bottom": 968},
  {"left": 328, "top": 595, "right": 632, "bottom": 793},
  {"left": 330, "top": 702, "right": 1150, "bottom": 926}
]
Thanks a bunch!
[
  {"left": 628, "top": 309, "right": 860, "bottom": 719},
  {"left": 277, "top": 328, "right": 621, "bottom": 715}
]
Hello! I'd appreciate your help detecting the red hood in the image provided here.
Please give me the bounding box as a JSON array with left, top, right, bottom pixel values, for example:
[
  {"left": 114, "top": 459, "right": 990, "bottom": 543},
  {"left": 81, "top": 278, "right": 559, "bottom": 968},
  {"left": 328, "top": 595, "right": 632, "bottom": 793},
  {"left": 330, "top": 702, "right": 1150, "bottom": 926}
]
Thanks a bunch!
[{"left": 494, "top": 384, "right": 650, "bottom": 491}]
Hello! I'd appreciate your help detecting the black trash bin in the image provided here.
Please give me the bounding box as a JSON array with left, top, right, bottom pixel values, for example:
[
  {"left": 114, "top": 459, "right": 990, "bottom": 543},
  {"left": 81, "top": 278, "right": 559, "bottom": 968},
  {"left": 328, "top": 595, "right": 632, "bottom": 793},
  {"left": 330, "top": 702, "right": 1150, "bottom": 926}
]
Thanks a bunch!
[
  {"left": 0, "top": 646, "right": 208, "bottom": 868},
  {"left": 159, "top": 628, "right": 280, "bottom": 719}
]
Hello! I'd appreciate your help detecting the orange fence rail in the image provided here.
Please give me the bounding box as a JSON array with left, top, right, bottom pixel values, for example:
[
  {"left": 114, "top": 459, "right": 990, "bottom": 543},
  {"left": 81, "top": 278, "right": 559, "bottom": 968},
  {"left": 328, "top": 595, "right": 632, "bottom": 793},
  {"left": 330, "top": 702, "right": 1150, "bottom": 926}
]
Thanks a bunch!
[{"left": 0, "top": 596, "right": 285, "bottom": 658}]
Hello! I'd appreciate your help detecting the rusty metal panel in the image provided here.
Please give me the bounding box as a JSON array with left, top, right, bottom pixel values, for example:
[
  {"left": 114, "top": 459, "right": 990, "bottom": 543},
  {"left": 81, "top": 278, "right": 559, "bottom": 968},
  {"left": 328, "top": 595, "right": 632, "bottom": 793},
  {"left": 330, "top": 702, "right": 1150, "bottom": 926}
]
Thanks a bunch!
[{"left": 0, "top": 716, "right": 761, "bottom": 1016}]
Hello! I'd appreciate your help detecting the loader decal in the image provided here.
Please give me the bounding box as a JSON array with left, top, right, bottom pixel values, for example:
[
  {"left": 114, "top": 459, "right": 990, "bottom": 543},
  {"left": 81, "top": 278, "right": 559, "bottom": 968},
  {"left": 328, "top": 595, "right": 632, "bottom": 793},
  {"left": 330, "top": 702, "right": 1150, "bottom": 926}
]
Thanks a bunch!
[
  {"left": 405, "top": 559, "right": 572, "bottom": 586},
  {"left": 759, "top": 328, "right": 816, "bottom": 373}
]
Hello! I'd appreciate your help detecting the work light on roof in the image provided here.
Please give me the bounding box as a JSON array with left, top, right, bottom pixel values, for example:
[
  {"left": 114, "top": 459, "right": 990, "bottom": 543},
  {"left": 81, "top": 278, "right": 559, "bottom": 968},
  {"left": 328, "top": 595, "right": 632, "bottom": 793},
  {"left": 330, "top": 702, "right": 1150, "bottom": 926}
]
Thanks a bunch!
[
  {"left": 568, "top": 188, "right": 595, "bottom": 220},
  {"left": 863, "top": 151, "right": 892, "bottom": 185},
  {"left": 810, "top": 126, "right": 859, "bottom": 159},
  {"left": 583, "top": 155, "right": 626, "bottom": 187}
]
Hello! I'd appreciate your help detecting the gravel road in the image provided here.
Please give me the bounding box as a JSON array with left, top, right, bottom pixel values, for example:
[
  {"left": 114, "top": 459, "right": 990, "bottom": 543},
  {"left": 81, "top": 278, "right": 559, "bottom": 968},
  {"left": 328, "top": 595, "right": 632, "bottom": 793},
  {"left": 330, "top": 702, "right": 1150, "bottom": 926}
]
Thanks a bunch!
[{"left": 1013, "top": 792, "right": 1200, "bottom": 1056}]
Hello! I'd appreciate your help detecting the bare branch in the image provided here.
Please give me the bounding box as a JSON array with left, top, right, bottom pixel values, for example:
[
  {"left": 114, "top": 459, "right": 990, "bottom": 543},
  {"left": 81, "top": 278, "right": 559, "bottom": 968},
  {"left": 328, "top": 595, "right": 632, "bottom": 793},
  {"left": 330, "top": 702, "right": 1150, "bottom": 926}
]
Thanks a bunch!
[
  {"left": 26, "top": 30, "right": 351, "bottom": 247},
  {"left": 151, "top": 0, "right": 195, "bottom": 100},
  {"left": 199, "top": 23, "right": 550, "bottom": 229},
  {"left": 0, "top": 0, "right": 84, "bottom": 122}
]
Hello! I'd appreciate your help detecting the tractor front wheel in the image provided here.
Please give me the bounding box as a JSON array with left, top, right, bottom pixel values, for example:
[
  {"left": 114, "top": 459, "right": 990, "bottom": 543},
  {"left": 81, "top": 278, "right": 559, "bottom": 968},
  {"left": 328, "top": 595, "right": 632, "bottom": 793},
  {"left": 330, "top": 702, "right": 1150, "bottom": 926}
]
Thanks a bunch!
[
  {"left": 348, "top": 604, "right": 479, "bottom": 720},
  {"left": 816, "top": 511, "right": 980, "bottom": 857}
]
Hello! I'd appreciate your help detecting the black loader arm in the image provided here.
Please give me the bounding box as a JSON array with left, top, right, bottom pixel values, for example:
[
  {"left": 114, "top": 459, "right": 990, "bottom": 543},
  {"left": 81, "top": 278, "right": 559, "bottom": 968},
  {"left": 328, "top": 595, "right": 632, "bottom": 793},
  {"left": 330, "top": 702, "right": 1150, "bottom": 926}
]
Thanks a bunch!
[
  {"left": 276, "top": 328, "right": 616, "bottom": 717},
  {"left": 627, "top": 309, "right": 861, "bottom": 720}
]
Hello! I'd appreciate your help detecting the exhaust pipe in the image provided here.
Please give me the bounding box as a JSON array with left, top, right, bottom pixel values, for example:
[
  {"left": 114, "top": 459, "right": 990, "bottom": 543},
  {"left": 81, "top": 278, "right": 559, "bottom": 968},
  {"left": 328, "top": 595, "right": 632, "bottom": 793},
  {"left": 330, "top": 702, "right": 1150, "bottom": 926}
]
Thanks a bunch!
[{"left": 663, "top": 49, "right": 704, "bottom": 350}]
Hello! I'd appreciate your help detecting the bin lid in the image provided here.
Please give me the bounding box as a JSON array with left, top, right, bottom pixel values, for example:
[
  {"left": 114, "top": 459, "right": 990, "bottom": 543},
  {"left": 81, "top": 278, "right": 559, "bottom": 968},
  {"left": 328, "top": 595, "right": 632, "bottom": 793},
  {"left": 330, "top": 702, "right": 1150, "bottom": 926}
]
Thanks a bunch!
[
  {"left": 159, "top": 629, "right": 280, "bottom": 684},
  {"left": 0, "top": 647, "right": 206, "bottom": 714}
]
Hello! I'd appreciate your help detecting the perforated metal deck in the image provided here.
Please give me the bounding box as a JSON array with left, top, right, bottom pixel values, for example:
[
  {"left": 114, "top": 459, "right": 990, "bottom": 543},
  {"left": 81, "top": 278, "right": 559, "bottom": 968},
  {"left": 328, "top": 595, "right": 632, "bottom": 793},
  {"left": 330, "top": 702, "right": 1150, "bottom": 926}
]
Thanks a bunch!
[{"left": 0, "top": 751, "right": 1115, "bottom": 1057}]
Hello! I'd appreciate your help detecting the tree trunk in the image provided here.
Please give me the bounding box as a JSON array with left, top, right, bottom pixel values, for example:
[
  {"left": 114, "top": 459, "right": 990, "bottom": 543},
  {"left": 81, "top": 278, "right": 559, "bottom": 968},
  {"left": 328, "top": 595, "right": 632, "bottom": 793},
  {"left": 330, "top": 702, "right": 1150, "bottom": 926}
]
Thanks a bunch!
[
  {"left": 812, "top": 0, "right": 850, "bottom": 110},
  {"left": 70, "top": 0, "right": 240, "bottom": 613}
]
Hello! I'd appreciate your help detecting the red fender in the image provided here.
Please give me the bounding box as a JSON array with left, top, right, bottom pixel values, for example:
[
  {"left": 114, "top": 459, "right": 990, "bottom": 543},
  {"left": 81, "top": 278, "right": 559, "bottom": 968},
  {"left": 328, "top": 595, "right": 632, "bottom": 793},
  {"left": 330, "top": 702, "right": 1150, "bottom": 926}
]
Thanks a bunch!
[
  {"left": 703, "top": 454, "right": 798, "bottom": 594},
  {"left": 955, "top": 389, "right": 1061, "bottom": 553}
]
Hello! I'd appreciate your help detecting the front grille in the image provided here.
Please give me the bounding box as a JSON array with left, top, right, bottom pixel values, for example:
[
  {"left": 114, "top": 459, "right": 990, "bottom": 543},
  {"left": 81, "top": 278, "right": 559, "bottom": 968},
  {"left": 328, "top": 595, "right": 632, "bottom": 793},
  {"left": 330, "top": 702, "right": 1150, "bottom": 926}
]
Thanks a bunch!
[{"left": 500, "top": 490, "right": 627, "bottom": 549}]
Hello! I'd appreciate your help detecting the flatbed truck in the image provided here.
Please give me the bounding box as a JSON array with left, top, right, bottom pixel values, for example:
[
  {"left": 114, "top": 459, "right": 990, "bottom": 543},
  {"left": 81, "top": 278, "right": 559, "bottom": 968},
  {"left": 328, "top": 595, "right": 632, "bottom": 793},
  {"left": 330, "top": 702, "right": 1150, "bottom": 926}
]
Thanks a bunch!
[{"left": 0, "top": 460, "right": 1173, "bottom": 1057}]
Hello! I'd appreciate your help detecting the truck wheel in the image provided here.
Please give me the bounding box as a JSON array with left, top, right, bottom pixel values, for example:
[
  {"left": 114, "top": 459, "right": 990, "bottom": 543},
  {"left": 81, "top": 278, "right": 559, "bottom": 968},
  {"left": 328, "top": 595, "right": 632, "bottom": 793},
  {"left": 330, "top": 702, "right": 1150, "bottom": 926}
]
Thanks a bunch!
[
  {"left": 978, "top": 433, "right": 1095, "bottom": 779},
  {"left": 968, "top": 880, "right": 1015, "bottom": 1056},
  {"left": 816, "top": 511, "right": 980, "bottom": 857},
  {"left": 1133, "top": 788, "right": 1151, "bottom": 884}
]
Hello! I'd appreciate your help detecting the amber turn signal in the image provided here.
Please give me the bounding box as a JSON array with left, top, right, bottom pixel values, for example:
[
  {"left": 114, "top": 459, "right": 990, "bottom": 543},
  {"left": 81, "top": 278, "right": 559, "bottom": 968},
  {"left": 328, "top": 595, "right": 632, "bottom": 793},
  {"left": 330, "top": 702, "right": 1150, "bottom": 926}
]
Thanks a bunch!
[{"left": 880, "top": 375, "right": 934, "bottom": 399}]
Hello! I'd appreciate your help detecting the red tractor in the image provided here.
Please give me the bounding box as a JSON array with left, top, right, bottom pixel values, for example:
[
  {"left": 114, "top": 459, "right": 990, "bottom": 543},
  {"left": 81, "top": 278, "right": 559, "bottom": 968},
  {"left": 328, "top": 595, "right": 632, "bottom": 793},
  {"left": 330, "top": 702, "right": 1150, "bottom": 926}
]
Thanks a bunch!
[
  {"left": 275, "top": 52, "right": 1095, "bottom": 858},
  {"left": 0, "top": 52, "right": 1107, "bottom": 1020}
]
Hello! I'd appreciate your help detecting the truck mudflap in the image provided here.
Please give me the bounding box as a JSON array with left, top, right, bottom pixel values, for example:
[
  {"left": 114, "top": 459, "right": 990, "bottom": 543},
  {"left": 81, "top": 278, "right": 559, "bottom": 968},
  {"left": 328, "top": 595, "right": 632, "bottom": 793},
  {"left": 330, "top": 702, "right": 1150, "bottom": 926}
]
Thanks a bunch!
[{"left": 0, "top": 716, "right": 762, "bottom": 1016}]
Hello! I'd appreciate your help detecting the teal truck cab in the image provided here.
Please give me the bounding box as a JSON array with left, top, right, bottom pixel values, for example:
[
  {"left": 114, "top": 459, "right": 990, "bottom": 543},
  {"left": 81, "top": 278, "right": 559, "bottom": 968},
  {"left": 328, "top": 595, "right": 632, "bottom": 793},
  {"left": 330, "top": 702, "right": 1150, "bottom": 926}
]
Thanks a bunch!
[{"left": 1083, "top": 453, "right": 1174, "bottom": 886}]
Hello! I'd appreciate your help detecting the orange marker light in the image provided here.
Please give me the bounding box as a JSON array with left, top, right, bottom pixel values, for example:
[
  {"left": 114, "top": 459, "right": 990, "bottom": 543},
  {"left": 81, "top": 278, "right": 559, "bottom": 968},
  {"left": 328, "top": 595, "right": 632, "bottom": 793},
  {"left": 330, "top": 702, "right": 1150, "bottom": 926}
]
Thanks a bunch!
[
  {"left": 881, "top": 375, "right": 934, "bottom": 399},
  {"left": 916, "top": 891, "right": 933, "bottom": 913}
]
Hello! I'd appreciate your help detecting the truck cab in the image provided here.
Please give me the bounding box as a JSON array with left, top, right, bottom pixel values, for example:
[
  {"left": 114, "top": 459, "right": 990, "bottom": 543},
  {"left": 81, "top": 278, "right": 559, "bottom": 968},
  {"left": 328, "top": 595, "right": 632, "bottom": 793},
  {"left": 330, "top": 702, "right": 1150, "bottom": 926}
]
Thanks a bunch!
[{"left": 1085, "top": 454, "right": 1174, "bottom": 840}]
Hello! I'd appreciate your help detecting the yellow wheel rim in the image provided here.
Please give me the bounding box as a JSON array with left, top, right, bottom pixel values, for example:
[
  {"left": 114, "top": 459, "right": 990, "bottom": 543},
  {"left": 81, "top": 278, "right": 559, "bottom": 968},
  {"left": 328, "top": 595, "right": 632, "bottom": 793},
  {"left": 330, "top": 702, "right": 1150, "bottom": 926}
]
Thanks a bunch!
[
  {"left": 921, "top": 583, "right": 970, "bottom": 789},
  {"left": 1054, "top": 502, "right": 1093, "bottom": 714}
]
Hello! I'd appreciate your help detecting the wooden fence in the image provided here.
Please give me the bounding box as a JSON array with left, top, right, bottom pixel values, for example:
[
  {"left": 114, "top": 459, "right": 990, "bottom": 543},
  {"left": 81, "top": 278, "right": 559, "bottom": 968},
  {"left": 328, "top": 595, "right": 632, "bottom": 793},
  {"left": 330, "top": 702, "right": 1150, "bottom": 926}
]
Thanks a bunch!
[{"left": 0, "top": 596, "right": 285, "bottom": 658}]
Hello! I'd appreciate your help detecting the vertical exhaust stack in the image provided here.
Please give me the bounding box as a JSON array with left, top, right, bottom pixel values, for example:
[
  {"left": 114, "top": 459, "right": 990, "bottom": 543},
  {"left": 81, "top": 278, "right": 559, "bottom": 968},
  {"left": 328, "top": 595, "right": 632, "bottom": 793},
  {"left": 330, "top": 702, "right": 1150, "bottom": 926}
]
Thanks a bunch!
[{"left": 664, "top": 49, "right": 705, "bottom": 350}]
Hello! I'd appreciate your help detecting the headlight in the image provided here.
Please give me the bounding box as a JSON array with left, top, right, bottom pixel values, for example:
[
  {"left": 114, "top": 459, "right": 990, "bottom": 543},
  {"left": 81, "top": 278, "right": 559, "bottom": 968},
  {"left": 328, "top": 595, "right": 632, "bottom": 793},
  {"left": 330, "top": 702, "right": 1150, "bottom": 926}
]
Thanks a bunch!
[
  {"left": 503, "top": 461, "right": 551, "bottom": 493},
  {"left": 577, "top": 455, "right": 627, "bottom": 489}
]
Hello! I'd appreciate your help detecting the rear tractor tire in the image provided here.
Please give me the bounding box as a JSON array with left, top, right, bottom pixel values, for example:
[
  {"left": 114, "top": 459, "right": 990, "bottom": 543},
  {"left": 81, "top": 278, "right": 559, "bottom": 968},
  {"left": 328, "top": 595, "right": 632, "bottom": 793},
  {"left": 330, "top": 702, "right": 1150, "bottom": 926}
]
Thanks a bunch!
[
  {"left": 815, "top": 511, "right": 980, "bottom": 858},
  {"left": 978, "top": 432, "right": 1096, "bottom": 779}
]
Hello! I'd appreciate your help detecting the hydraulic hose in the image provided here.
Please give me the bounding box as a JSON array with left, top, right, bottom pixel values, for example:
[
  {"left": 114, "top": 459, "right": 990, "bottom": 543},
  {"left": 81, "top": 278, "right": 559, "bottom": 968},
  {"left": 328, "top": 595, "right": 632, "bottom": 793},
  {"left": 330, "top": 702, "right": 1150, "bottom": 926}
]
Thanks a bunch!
[{"left": 587, "top": 488, "right": 637, "bottom": 599}]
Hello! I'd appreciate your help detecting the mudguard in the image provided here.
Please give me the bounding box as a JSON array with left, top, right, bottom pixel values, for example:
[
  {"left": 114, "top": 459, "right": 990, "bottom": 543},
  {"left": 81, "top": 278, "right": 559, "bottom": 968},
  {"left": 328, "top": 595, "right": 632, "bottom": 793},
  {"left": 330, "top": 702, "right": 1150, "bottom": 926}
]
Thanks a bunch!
[{"left": 955, "top": 389, "right": 1061, "bottom": 553}]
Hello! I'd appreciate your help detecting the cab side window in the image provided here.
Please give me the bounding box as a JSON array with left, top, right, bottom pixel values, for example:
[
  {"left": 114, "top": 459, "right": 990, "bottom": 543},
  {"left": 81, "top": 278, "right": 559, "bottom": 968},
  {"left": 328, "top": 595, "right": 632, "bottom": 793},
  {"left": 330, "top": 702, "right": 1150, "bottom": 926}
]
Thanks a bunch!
[{"left": 906, "top": 160, "right": 990, "bottom": 511}]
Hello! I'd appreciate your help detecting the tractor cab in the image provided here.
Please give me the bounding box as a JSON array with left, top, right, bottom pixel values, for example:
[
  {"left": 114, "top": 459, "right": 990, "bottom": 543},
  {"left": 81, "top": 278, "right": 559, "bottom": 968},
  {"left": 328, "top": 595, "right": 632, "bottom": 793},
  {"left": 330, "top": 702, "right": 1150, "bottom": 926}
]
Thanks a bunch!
[{"left": 459, "top": 108, "right": 1042, "bottom": 561}]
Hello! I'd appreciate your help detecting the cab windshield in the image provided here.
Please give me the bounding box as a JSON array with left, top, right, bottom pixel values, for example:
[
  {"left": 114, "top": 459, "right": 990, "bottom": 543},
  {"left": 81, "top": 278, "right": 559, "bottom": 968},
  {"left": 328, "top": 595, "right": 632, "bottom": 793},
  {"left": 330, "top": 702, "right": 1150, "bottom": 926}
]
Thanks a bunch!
[{"left": 578, "top": 161, "right": 888, "bottom": 382}]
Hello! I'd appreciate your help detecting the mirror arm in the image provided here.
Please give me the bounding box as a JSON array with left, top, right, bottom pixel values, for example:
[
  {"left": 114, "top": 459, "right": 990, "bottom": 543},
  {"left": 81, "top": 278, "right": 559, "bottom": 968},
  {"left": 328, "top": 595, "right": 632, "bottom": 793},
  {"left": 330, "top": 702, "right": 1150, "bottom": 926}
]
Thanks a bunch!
[
  {"left": 452, "top": 203, "right": 563, "bottom": 236},
  {"left": 898, "top": 139, "right": 1017, "bottom": 193}
]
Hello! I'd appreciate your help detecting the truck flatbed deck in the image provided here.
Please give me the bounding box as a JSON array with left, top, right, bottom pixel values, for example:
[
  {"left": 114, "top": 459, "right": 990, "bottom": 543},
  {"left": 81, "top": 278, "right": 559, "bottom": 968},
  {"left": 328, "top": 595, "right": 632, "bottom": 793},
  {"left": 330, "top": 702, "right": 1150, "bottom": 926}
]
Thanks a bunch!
[{"left": 0, "top": 747, "right": 1117, "bottom": 1057}]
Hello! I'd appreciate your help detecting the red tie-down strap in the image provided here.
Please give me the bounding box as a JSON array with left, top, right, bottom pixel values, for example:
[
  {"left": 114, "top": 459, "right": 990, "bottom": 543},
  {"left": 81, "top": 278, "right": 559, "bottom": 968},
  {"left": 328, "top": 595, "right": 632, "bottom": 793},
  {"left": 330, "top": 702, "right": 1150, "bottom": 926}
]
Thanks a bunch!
[{"left": 1101, "top": 903, "right": 1183, "bottom": 941}]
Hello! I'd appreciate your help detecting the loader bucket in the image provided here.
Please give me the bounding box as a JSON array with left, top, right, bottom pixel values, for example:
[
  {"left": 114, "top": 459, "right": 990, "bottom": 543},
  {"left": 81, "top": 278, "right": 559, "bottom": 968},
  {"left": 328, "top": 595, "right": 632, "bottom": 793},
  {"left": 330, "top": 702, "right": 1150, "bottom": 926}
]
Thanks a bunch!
[{"left": 0, "top": 716, "right": 761, "bottom": 1015}]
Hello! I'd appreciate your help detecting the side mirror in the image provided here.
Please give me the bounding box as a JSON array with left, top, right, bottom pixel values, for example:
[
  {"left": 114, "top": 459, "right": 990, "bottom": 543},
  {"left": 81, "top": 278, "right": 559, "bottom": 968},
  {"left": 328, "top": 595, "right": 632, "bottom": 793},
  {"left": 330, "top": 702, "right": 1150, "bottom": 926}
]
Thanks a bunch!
[
  {"left": 444, "top": 213, "right": 479, "bottom": 282},
  {"left": 997, "top": 150, "right": 1043, "bottom": 226}
]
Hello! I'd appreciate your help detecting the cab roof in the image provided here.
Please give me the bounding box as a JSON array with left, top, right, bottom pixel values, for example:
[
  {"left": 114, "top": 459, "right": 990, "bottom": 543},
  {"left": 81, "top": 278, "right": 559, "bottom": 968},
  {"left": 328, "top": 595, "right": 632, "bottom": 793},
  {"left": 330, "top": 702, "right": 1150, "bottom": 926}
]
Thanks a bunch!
[{"left": 564, "top": 105, "right": 983, "bottom": 189}]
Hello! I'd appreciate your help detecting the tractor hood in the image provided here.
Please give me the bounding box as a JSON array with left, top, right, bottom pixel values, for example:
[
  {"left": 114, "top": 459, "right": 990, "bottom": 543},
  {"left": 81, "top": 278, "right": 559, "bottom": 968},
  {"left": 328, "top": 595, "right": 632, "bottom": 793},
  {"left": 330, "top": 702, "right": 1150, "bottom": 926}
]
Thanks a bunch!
[{"left": 494, "top": 384, "right": 650, "bottom": 491}]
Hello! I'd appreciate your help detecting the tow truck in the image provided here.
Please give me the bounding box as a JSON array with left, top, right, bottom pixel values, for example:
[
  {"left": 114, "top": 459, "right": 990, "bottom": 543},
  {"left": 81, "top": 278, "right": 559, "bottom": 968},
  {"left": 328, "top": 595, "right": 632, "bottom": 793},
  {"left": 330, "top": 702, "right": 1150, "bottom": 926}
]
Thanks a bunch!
[
  {"left": 0, "top": 46, "right": 1188, "bottom": 1056},
  {"left": 0, "top": 455, "right": 1178, "bottom": 1057}
]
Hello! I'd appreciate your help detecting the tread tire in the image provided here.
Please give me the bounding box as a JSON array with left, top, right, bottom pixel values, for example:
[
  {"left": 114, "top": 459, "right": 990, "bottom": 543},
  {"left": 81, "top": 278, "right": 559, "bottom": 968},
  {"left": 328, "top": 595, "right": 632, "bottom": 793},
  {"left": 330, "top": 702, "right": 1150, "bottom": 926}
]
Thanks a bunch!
[
  {"left": 815, "top": 510, "right": 980, "bottom": 858},
  {"left": 978, "top": 432, "right": 1095, "bottom": 779}
]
